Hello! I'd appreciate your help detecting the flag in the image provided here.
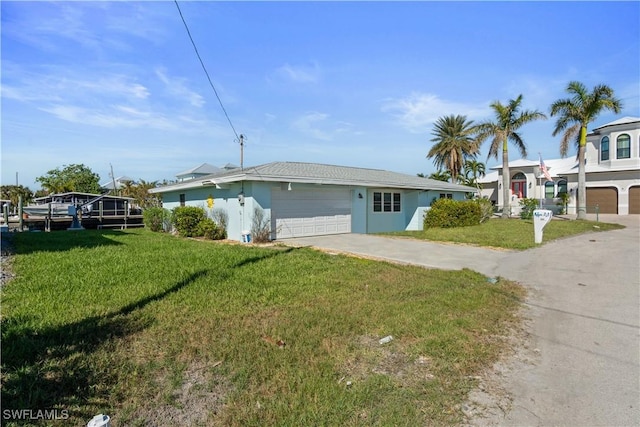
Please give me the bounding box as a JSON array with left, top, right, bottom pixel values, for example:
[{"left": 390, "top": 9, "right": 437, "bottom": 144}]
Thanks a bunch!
[{"left": 539, "top": 154, "right": 553, "bottom": 182}]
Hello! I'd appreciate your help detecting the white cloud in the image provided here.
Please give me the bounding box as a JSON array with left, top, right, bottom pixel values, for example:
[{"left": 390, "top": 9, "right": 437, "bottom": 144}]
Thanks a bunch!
[
  {"left": 291, "top": 112, "right": 332, "bottom": 140},
  {"left": 502, "top": 75, "right": 567, "bottom": 112},
  {"left": 288, "top": 113, "right": 365, "bottom": 142},
  {"left": 273, "top": 62, "right": 321, "bottom": 84},
  {"left": 2, "top": 65, "right": 215, "bottom": 132},
  {"left": 155, "top": 68, "right": 205, "bottom": 107},
  {"left": 1, "top": 66, "right": 150, "bottom": 104},
  {"left": 40, "top": 104, "right": 174, "bottom": 130},
  {"left": 381, "top": 92, "right": 491, "bottom": 134},
  {"left": 3, "top": 2, "right": 170, "bottom": 54},
  {"left": 264, "top": 113, "right": 277, "bottom": 124}
]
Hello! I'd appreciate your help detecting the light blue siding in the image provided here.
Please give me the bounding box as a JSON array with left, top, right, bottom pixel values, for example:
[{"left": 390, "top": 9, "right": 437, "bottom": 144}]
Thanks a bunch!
[
  {"left": 159, "top": 182, "right": 470, "bottom": 239},
  {"left": 158, "top": 181, "right": 281, "bottom": 241},
  {"left": 350, "top": 186, "right": 367, "bottom": 233},
  {"left": 365, "top": 188, "right": 408, "bottom": 233}
]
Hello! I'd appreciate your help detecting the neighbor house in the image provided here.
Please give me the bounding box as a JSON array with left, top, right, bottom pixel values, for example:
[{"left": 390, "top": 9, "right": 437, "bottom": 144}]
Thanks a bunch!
[
  {"left": 479, "top": 116, "right": 640, "bottom": 215},
  {"left": 100, "top": 175, "right": 134, "bottom": 192},
  {"left": 150, "top": 161, "right": 475, "bottom": 241},
  {"left": 175, "top": 163, "right": 239, "bottom": 182}
]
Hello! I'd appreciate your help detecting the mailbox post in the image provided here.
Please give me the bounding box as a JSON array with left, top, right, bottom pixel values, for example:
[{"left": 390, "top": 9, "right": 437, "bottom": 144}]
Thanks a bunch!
[{"left": 533, "top": 209, "right": 553, "bottom": 244}]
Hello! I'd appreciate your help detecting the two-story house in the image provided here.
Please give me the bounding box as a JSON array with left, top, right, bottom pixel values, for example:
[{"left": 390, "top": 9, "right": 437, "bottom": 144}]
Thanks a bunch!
[{"left": 479, "top": 116, "right": 640, "bottom": 215}]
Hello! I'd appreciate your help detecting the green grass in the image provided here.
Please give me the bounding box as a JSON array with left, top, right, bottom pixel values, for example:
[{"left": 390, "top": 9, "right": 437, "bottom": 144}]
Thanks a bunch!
[
  {"left": 383, "top": 218, "right": 625, "bottom": 250},
  {"left": 1, "top": 230, "right": 524, "bottom": 426}
]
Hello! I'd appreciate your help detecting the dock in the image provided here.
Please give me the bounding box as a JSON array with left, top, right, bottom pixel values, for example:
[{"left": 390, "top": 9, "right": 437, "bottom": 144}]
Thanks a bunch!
[{"left": 3, "top": 215, "right": 144, "bottom": 232}]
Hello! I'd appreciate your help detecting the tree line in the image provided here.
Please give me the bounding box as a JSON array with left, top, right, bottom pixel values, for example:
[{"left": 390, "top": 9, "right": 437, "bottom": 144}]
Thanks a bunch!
[
  {"left": 425, "top": 81, "right": 622, "bottom": 219},
  {"left": 1, "top": 164, "right": 163, "bottom": 212}
]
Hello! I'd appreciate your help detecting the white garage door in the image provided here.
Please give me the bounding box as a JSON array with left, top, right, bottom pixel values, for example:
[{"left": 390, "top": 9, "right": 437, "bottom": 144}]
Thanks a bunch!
[{"left": 272, "top": 188, "right": 351, "bottom": 239}]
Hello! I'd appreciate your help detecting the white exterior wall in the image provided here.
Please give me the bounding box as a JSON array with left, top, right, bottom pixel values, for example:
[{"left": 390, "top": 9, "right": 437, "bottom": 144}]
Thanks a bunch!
[
  {"left": 563, "top": 171, "right": 640, "bottom": 215},
  {"left": 476, "top": 118, "right": 640, "bottom": 216},
  {"left": 568, "top": 120, "right": 640, "bottom": 215}
]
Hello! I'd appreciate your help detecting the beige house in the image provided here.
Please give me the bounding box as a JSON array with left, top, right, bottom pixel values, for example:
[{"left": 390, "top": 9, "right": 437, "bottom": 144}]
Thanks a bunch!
[{"left": 479, "top": 117, "right": 640, "bottom": 215}]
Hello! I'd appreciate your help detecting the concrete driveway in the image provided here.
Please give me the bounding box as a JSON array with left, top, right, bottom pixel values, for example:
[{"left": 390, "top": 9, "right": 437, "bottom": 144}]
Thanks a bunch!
[{"left": 281, "top": 214, "right": 640, "bottom": 426}]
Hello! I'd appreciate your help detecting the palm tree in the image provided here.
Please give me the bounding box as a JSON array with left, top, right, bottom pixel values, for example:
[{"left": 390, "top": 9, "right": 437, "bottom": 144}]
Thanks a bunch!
[
  {"left": 428, "top": 169, "right": 452, "bottom": 182},
  {"left": 550, "top": 81, "right": 622, "bottom": 220},
  {"left": 475, "top": 95, "right": 546, "bottom": 218},
  {"left": 427, "top": 115, "right": 479, "bottom": 183},
  {"left": 463, "top": 159, "right": 486, "bottom": 194}
]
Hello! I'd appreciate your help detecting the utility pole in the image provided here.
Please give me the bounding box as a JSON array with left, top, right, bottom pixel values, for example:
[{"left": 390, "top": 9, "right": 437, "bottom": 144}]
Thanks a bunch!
[{"left": 239, "top": 134, "right": 245, "bottom": 171}]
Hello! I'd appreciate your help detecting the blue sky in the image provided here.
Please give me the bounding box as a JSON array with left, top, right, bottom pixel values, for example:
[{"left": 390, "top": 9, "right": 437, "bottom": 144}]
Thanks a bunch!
[{"left": 2, "top": 1, "right": 639, "bottom": 190}]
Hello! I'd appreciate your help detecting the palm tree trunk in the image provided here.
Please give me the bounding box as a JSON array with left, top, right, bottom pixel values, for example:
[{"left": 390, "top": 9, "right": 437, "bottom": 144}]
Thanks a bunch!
[
  {"left": 501, "top": 143, "right": 510, "bottom": 219},
  {"left": 577, "top": 125, "right": 588, "bottom": 220}
]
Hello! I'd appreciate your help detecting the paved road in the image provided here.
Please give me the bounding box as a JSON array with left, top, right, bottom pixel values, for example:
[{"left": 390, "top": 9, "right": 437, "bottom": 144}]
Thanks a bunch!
[{"left": 281, "top": 214, "right": 640, "bottom": 426}]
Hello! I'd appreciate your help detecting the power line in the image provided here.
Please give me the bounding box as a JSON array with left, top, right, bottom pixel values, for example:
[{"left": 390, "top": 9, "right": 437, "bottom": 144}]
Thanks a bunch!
[{"left": 174, "top": 0, "right": 240, "bottom": 140}]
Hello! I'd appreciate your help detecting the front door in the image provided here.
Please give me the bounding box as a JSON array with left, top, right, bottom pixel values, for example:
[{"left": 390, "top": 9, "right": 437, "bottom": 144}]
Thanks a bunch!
[{"left": 512, "top": 181, "right": 526, "bottom": 198}]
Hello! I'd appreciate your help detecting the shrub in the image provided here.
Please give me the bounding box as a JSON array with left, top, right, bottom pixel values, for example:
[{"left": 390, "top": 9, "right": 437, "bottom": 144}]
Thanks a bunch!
[
  {"left": 556, "top": 192, "right": 570, "bottom": 215},
  {"left": 143, "top": 207, "right": 167, "bottom": 232},
  {"left": 197, "top": 218, "right": 225, "bottom": 240},
  {"left": 424, "top": 198, "right": 482, "bottom": 228},
  {"left": 519, "top": 198, "right": 539, "bottom": 220},
  {"left": 211, "top": 208, "right": 228, "bottom": 238},
  {"left": 475, "top": 197, "right": 494, "bottom": 223},
  {"left": 172, "top": 206, "right": 206, "bottom": 237},
  {"left": 251, "top": 206, "right": 271, "bottom": 243}
]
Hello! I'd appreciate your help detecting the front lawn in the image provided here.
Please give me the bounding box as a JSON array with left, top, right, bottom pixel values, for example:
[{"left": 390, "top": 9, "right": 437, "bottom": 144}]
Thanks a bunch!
[
  {"left": 383, "top": 218, "right": 624, "bottom": 250},
  {"left": 1, "top": 230, "right": 523, "bottom": 426}
]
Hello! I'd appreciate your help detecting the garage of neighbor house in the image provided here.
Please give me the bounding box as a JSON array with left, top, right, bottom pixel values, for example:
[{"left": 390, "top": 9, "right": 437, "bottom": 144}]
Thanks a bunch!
[
  {"left": 586, "top": 187, "right": 618, "bottom": 214},
  {"left": 629, "top": 186, "right": 640, "bottom": 214}
]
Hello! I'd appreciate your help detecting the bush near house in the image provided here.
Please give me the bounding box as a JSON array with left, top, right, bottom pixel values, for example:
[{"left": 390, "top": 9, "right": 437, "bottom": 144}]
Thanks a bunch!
[
  {"left": 197, "top": 217, "right": 226, "bottom": 240},
  {"left": 424, "top": 198, "right": 483, "bottom": 228},
  {"left": 211, "top": 208, "right": 229, "bottom": 235},
  {"left": 519, "top": 198, "right": 539, "bottom": 219},
  {"left": 171, "top": 206, "right": 225, "bottom": 240},
  {"left": 172, "top": 206, "right": 206, "bottom": 237},
  {"left": 251, "top": 206, "right": 271, "bottom": 243},
  {"left": 143, "top": 207, "right": 169, "bottom": 232},
  {"left": 475, "top": 198, "right": 494, "bottom": 223},
  {"left": 556, "top": 193, "right": 570, "bottom": 215}
]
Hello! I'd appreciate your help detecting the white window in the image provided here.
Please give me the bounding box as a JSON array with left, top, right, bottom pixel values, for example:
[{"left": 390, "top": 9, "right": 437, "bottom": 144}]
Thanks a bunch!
[{"left": 373, "top": 192, "right": 401, "bottom": 212}]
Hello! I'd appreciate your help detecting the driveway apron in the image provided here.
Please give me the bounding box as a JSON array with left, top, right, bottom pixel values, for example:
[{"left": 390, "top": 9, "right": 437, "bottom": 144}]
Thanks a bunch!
[{"left": 281, "top": 215, "right": 640, "bottom": 426}]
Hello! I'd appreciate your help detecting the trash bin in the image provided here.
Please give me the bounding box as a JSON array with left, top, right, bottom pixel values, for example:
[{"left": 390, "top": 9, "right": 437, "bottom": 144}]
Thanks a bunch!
[
  {"left": 241, "top": 230, "right": 252, "bottom": 243},
  {"left": 87, "top": 414, "right": 110, "bottom": 427}
]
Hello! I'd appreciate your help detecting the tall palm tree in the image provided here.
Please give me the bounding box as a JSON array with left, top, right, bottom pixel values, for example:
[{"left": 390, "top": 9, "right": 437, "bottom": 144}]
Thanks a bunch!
[
  {"left": 427, "top": 115, "right": 479, "bottom": 183},
  {"left": 475, "top": 95, "right": 546, "bottom": 218},
  {"left": 463, "top": 159, "right": 486, "bottom": 194},
  {"left": 550, "top": 81, "right": 622, "bottom": 220}
]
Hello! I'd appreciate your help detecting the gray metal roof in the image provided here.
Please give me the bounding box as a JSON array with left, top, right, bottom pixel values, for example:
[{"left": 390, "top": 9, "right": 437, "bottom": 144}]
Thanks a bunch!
[
  {"left": 152, "top": 161, "right": 475, "bottom": 193},
  {"left": 176, "top": 162, "right": 221, "bottom": 177}
]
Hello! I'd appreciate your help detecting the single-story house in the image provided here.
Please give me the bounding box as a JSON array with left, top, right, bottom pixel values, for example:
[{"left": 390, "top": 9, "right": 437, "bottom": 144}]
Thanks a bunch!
[
  {"left": 150, "top": 161, "right": 476, "bottom": 241},
  {"left": 479, "top": 116, "right": 640, "bottom": 215}
]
